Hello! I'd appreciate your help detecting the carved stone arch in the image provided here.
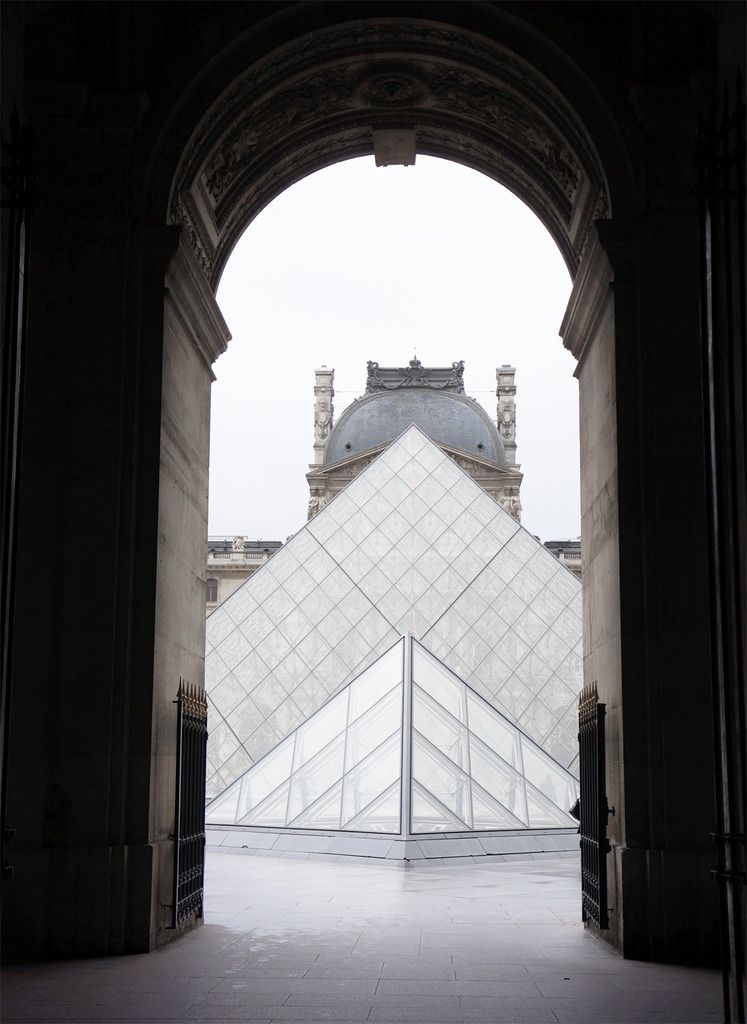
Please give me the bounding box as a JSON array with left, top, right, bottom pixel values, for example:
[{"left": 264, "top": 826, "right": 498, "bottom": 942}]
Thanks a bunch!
[{"left": 167, "top": 17, "right": 612, "bottom": 286}]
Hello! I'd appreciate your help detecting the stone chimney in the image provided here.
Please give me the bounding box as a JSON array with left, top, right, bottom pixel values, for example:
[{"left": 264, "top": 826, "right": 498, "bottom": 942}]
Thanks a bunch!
[
  {"left": 312, "top": 366, "right": 335, "bottom": 466},
  {"left": 496, "top": 365, "right": 518, "bottom": 466}
]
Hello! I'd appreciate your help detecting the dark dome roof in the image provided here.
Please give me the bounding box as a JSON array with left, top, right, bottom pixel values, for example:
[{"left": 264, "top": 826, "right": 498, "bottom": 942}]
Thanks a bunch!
[{"left": 325, "top": 389, "right": 507, "bottom": 467}]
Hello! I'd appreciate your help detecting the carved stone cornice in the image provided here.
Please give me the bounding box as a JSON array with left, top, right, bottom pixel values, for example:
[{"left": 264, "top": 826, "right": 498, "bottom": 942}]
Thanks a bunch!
[
  {"left": 163, "top": 230, "right": 231, "bottom": 374},
  {"left": 168, "top": 18, "right": 610, "bottom": 286},
  {"left": 560, "top": 222, "right": 615, "bottom": 372}
]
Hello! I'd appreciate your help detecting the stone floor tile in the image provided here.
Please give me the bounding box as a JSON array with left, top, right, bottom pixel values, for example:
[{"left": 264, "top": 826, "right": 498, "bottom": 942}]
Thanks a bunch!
[{"left": 1, "top": 850, "right": 723, "bottom": 1024}]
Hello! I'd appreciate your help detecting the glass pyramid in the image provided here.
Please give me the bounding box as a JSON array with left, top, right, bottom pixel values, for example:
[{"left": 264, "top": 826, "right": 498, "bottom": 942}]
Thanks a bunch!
[
  {"left": 205, "top": 425, "right": 582, "bottom": 801},
  {"left": 206, "top": 636, "right": 579, "bottom": 835}
]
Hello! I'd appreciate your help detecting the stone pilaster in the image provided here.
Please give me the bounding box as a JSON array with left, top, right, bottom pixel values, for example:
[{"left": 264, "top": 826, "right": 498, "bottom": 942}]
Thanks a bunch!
[
  {"left": 496, "top": 365, "right": 518, "bottom": 466},
  {"left": 313, "top": 367, "right": 335, "bottom": 466}
]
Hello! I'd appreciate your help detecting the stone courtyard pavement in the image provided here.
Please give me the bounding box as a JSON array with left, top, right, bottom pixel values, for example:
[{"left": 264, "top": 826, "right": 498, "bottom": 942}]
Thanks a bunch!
[{"left": 2, "top": 849, "right": 722, "bottom": 1024}]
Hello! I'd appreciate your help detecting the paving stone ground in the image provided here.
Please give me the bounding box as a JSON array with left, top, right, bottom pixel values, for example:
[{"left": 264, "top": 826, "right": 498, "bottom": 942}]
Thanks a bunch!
[{"left": 2, "top": 849, "right": 723, "bottom": 1023}]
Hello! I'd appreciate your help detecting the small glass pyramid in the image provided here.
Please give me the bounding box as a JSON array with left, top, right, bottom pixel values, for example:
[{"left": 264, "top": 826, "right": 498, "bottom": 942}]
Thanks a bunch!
[
  {"left": 206, "top": 636, "right": 578, "bottom": 836},
  {"left": 205, "top": 425, "right": 582, "bottom": 801}
]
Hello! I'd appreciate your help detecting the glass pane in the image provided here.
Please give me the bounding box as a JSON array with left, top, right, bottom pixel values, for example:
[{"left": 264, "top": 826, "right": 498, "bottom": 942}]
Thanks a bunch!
[
  {"left": 412, "top": 645, "right": 464, "bottom": 720},
  {"left": 526, "top": 787, "right": 575, "bottom": 828},
  {"left": 205, "top": 783, "right": 240, "bottom": 824},
  {"left": 295, "top": 629, "right": 331, "bottom": 671},
  {"left": 292, "top": 690, "right": 348, "bottom": 771},
  {"left": 414, "top": 475, "right": 446, "bottom": 507},
  {"left": 396, "top": 566, "right": 429, "bottom": 603},
  {"left": 278, "top": 607, "right": 313, "bottom": 645},
  {"left": 341, "top": 733, "right": 401, "bottom": 825},
  {"left": 520, "top": 743, "right": 576, "bottom": 808},
  {"left": 286, "top": 733, "right": 345, "bottom": 821},
  {"left": 240, "top": 780, "right": 290, "bottom": 827},
  {"left": 206, "top": 607, "right": 234, "bottom": 647},
  {"left": 344, "top": 686, "right": 402, "bottom": 771},
  {"left": 221, "top": 585, "right": 257, "bottom": 627},
  {"left": 358, "top": 566, "right": 392, "bottom": 605},
  {"left": 466, "top": 691, "right": 522, "bottom": 768},
  {"left": 348, "top": 640, "right": 403, "bottom": 722},
  {"left": 212, "top": 673, "right": 250, "bottom": 718},
  {"left": 218, "top": 629, "right": 254, "bottom": 671},
  {"left": 343, "top": 509, "right": 376, "bottom": 544},
  {"left": 356, "top": 607, "right": 393, "bottom": 646},
  {"left": 433, "top": 528, "right": 464, "bottom": 561},
  {"left": 414, "top": 442, "right": 444, "bottom": 472},
  {"left": 235, "top": 737, "right": 294, "bottom": 821},
  {"left": 513, "top": 608, "right": 548, "bottom": 647},
  {"left": 526, "top": 547, "right": 562, "bottom": 584},
  {"left": 209, "top": 720, "right": 240, "bottom": 766},
  {"left": 411, "top": 781, "right": 468, "bottom": 833},
  {"left": 227, "top": 694, "right": 264, "bottom": 744},
  {"left": 413, "top": 686, "right": 469, "bottom": 771},
  {"left": 412, "top": 734, "right": 472, "bottom": 826},
  {"left": 415, "top": 510, "right": 448, "bottom": 544},
  {"left": 449, "top": 513, "right": 482, "bottom": 553},
  {"left": 340, "top": 546, "right": 374, "bottom": 583},
  {"left": 505, "top": 528, "right": 539, "bottom": 562},
  {"left": 468, "top": 737, "right": 527, "bottom": 823},
  {"left": 471, "top": 784, "right": 525, "bottom": 830},
  {"left": 509, "top": 566, "right": 545, "bottom": 604},
  {"left": 343, "top": 782, "right": 401, "bottom": 833},
  {"left": 255, "top": 628, "right": 292, "bottom": 668},
  {"left": 303, "top": 546, "right": 337, "bottom": 584},
  {"left": 288, "top": 780, "right": 343, "bottom": 829},
  {"left": 398, "top": 491, "right": 428, "bottom": 526}
]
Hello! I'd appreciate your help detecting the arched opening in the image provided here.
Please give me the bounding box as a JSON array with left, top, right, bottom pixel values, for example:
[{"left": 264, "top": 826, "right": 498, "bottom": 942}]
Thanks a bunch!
[
  {"left": 157, "top": 11, "right": 629, "bottom": 948},
  {"left": 3, "top": 2, "right": 728, "bottom": 974}
]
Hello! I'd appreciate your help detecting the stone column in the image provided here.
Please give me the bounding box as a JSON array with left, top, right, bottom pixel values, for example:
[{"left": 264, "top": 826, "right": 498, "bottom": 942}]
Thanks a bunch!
[{"left": 312, "top": 367, "right": 335, "bottom": 466}]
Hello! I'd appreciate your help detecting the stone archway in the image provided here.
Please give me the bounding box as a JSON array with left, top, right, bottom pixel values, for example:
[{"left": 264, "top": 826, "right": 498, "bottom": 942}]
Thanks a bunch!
[
  {"left": 3, "top": 0, "right": 721, "bottom": 966},
  {"left": 167, "top": 19, "right": 610, "bottom": 284},
  {"left": 156, "top": 13, "right": 630, "bottom": 955}
]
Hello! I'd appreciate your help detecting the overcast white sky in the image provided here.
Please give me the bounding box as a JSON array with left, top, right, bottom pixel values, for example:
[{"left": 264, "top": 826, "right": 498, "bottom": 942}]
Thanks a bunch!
[{"left": 211, "top": 156, "right": 578, "bottom": 543}]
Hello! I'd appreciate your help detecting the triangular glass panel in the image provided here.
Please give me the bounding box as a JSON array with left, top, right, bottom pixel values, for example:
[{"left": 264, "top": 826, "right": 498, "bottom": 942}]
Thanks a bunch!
[
  {"left": 411, "top": 781, "right": 470, "bottom": 833},
  {"left": 525, "top": 786, "right": 577, "bottom": 828},
  {"left": 286, "top": 733, "right": 345, "bottom": 823},
  {"left": 343, "top": 782, "right": 401, "bottom": 833},
  {"left": 471, "top": 782, "right": 526, "bottom": 830},
  {"left": 341, "top": 733, "right": 401, "bottom": 827},
  {"left": 412, "top": 733, "right": 473, "bottom": 827},
  {"left": 288, "top": 780, "right": 343, "bottom": 829},
  {"left": 239, "top": 779, "right": 290, "bottom": 827},
  {"left": 344, "top": 686, "right": 401, "bottom": 772}
]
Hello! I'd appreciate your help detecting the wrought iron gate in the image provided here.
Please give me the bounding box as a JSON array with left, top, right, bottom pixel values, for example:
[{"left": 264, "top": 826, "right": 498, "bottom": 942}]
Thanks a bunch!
[
  {"left": 698, "top": 73, "right": 746, "bottom": 1024},
  {"left": 172, "top": 681, "right": 208, "bottom": 928},
  {"left": 578, "top": 683, "right": 610, "bottom": 929}
]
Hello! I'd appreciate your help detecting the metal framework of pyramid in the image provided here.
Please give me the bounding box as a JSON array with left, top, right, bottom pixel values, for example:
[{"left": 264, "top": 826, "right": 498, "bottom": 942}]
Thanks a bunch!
[
  {"left": 207, "top": 636, "right": 579, "bottom": 845},
  {"left": 205, "top": 426, "right": 582, "bottom": 809}
]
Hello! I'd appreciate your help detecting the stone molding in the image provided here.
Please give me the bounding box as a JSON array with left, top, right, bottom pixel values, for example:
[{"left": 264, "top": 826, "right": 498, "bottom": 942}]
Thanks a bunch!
[
  {"left": 560, "top": 223, "right": 615, "bottom": 373},
  {"left": 163, "top": 230, "right": 231, "bottom": 375},
  {"left": 167, "top": 18, "right": 610, "bottom": 285}
]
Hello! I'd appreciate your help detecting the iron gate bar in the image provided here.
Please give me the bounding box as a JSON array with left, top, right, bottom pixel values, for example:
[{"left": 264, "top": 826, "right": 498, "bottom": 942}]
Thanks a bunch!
[
  {"left": 578, "top": 682, "right": 610, "bottom": 929},
  {"left": 172, "top": 680, "right": 208, "bottom": 928}
]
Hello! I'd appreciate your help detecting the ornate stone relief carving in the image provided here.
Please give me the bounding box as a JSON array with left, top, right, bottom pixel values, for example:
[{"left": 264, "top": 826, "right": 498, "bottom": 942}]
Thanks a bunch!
[{"left": 169, "top": 18, "right": 609, "bottom": 285}]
